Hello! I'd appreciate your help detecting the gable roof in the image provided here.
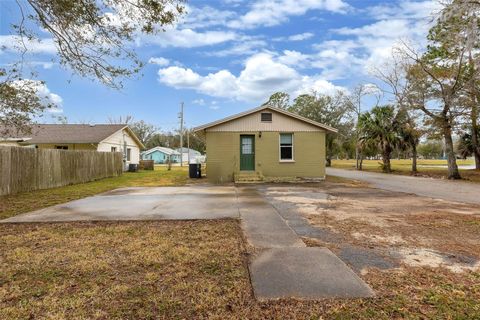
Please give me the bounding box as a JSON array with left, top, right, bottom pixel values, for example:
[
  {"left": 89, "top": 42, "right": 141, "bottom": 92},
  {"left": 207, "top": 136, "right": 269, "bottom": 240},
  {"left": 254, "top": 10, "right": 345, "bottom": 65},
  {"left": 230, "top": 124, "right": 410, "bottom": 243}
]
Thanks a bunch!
[
  {"left": 143, "top": 146, "right": 180, "bottom": 156},
  {"left": 176, "top": 147, "right": 201, "bottom": 154},
  {"left": 193, "top": 106, "right": 338, "bottom": 133},
  {"left": 14, "top": 124, "right": 144, "bottom": 148}
]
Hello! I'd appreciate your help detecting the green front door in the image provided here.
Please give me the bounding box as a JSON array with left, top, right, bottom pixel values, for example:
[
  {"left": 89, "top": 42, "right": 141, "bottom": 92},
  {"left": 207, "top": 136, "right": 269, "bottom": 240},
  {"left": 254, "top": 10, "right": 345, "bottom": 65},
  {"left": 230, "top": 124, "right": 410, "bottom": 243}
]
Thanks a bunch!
[{"left": 240, "top": 135, "right": 255, "bottom": 171}]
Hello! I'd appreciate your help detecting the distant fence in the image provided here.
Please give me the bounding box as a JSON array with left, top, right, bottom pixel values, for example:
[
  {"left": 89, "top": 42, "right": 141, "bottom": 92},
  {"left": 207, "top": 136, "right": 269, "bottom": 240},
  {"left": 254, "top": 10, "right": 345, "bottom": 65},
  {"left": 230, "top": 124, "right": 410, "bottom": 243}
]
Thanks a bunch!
[
  {"left": 0, "top": 146, "right": 123, "bottom": 196},
  {"left": 139, "top": 160, "right": 154, "bottom": 170}
]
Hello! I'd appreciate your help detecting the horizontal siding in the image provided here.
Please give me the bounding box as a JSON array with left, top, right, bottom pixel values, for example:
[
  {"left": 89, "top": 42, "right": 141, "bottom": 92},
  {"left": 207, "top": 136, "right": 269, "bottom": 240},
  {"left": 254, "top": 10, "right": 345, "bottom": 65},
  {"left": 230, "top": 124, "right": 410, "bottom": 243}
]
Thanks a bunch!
[
  {"left": 206, "top": 132, "right": 237, "bottom": 183},
  {"left": 205, "top": 131, "right": 325, "bottom": 183},
  {"left": 207, "top": 110, "right": 323, "bottom": 132},
  {"left": 98, "top": 129, "right": 140, "bottom": 164}
]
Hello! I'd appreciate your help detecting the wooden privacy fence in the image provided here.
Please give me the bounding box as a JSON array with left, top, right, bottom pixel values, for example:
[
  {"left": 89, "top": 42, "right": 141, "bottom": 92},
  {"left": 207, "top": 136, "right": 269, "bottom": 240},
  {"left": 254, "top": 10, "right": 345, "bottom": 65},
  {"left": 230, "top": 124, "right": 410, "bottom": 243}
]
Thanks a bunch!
[{"left": 0, "top": 146, "right": 123, "bottom": 196}]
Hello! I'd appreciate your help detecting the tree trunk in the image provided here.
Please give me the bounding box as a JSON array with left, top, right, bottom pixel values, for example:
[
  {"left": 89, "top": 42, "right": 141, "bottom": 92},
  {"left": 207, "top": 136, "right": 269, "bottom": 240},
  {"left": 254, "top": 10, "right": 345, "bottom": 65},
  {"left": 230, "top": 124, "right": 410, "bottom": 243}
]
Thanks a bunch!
[
  {"left": 382, "top": 144, "right": 392, "bottom": 173},
  {"left": 411, "top": 145, "right": 418, "bottom": 174},
  {"left": 326, "top": 157, "right": 332, "bottom": 167},
  {"left": 471, "top": 101, "right": 480, "bottom": 170},
  {"left": 355, "top": 146, "right": 360, "bottom": 170},
  {"left": 443, "top": 122, "right": 461, "bottom": 179},
  {"left": 469, "top": 53, "right": 480, "bottom": 170}
]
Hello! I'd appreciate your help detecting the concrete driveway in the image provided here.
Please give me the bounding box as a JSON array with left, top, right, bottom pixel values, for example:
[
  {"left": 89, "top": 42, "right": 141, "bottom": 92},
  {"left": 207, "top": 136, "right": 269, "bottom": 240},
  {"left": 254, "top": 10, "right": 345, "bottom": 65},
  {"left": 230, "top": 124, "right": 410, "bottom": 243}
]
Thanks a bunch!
[
  {"left": 2, "top": 186, "right": 239, "bottom": 222},
  {"left": 327, "top": 167, "right": 480, "bottom": 205},
  {"left": 2, "top": 184, "right": 374, "bottom": 300}
]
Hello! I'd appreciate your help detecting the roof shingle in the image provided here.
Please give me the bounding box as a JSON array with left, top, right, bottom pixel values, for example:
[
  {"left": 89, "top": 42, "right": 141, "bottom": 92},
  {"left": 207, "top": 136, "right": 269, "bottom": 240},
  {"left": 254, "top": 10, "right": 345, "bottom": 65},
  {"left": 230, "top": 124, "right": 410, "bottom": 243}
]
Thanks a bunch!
[{"left": 20, "top": 124, "right": 127, "bottom": 144}]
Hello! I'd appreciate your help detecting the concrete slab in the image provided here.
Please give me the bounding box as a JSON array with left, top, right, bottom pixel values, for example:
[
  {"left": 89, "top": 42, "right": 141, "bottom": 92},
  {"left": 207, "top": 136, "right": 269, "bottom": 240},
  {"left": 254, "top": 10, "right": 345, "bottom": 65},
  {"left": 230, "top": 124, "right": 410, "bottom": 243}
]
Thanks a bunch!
[
  {"left": 2, "top": 186, "right": 239, "bottom": 223},
  {"left": 237, "top": 187, "right": 305, "bottom": 248},
  {"left": 250, "top": 247, "right": 375, "bottom": 300}
]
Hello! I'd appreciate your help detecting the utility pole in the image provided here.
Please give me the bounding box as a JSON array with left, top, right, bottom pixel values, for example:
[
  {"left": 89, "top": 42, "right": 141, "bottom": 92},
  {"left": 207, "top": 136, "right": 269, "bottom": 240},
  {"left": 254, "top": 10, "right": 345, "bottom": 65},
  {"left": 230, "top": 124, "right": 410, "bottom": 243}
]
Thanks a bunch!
[
  {"left": 187, "top": 131, "right": 190, "bottom": 164},
  {"left": 179, "top": 102, "right": 184, "bottom": 167}
]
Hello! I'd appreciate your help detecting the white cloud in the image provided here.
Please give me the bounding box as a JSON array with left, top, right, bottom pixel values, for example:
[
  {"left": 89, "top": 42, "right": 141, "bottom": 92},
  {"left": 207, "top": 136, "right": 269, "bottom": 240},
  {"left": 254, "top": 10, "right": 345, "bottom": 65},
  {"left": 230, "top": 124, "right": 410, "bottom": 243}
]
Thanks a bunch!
[
  {"left": 181, "top": 5, "right": 236, "bottom": 29},
  {"left": 273, "top": 32, "right": 315, "bottom": 42},
  {"left": 27, "top": 61, "right": 55, "bottom": 69},
  {"left": 228, "top": 0, "right": 349, "bottom": 29},
  {"left": 367, "top": 0, "right": 441, "bottom": 20},
  {"left": 206, "top": 39, "right": 267, "bottom": 57},
  {"left": 0, "top": 35, "right": 56, "bottom": 54},
  {"left": 148, "top": 57, "right": 170, "bottom": 66},
  {"left": 11, "top": 80, "right": 63, "bottom": 113},
  {"left": 157, "top": 53, "right": 345, "bottom": 102},
  {"left": 141, "top": 27, "right": 237, "bottom": 48},
  {"left": 288, "top": 32, "right": 314, "bottom": 41},
  {"left": 307, "top": 0, "right": 440, "bottom": 78},
  {"left": 277, "top": 50, "right": 311, "bottom": 68},
  {"left": 192, "top": 98, "right": 206, "bottom": 105}
]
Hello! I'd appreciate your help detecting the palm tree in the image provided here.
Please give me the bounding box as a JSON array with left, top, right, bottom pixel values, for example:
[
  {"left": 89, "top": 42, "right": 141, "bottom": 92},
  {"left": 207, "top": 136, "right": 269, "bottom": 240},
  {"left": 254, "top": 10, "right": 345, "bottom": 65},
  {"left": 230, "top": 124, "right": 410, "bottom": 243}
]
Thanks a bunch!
[
  {"left": 457, "top": 132, "right": 479, "bottom": 160},
  {"left": 397, "top": 108, "right": 423, "bottom": 174},
  {"left": 358, "top": 105, "right": 402, "bottom": 173}
]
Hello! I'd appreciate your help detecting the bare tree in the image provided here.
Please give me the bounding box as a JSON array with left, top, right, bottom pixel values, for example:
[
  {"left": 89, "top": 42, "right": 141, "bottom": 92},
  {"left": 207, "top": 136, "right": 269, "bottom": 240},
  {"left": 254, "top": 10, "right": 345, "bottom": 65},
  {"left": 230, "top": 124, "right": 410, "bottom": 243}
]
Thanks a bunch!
[
  {"left": 399, "top": 41, "right": 466, "bottom": 179},
  {"left": 346, "top": 83, "right": 382, "bottom": 170},
  {"left": 373, "top": 51, "right": 424, "bottom": 174},
  {"left": 1, "top": 0, "right": 185, "bottom": 135}
]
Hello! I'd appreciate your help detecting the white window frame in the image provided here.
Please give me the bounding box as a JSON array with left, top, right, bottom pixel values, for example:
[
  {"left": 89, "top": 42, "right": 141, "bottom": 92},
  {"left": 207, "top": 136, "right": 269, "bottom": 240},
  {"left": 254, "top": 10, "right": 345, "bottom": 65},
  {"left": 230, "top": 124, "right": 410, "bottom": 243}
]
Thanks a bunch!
[{"left": 279, "top": 133, "right": 294, "bottom": 162}]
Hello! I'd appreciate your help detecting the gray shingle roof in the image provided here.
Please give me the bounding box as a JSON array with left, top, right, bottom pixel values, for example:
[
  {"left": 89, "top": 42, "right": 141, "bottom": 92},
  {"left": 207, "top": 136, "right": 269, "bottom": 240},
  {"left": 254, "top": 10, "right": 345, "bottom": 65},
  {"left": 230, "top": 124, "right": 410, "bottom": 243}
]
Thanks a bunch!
[{"left": 21, "top": 124, "right": 128, "bottom": 144}]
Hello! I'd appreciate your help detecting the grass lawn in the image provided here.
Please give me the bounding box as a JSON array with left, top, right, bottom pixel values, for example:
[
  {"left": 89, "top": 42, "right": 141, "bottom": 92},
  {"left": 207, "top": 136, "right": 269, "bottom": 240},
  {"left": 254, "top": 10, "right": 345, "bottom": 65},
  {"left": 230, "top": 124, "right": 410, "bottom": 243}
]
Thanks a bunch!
[
  {"left": 1, "top": 165, "right": 479, "bottom": 318},
  {"left": 0, "top": 167, "right": 189, "bottom": 220},
  {"left": 1, "top": 220, "right": 479, "bottom": 319},
  {"left": 331, "top": 159, "right": 480, "bottom": 182}
]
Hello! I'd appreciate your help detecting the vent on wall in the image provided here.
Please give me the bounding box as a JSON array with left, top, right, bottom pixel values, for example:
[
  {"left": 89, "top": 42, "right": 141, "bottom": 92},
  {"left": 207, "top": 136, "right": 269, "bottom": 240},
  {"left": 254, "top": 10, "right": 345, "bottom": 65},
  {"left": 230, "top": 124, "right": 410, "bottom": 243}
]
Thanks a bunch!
[{"left": 261, "top": 112, "right": 272, "bottom": 122}]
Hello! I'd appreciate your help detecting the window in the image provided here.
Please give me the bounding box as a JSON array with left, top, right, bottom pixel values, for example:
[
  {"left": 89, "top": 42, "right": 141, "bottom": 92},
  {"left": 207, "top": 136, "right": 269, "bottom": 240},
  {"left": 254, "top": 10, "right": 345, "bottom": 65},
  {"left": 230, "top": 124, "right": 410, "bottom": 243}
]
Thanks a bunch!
[
  {"left": 111, "top": 147, "right": 117, "bottom": 152},
  {"left": 261, "top": 112, "right": 272, "bottom": 122},
  {"left": 55, "top": 145, "right": 68, "bottom": 150},
  {"left": 241, "top": 136, "right": 253, "bottom": 154},
  {"left": 279, "top": 133, "right": 293, "bottom": 161},
  {"left": 126, "top": 148, "right": 131, "bottom": 161}
]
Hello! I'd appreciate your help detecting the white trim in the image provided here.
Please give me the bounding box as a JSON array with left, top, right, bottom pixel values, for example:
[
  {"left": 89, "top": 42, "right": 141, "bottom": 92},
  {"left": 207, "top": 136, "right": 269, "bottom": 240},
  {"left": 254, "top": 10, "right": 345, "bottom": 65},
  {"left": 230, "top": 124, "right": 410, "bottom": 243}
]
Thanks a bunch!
[
  {"left": 193, "top": 106, "right": 337, "bottom": 133},
  {"left": 279, "top": 132, "right": 294, "bottom": 162},
  {"left": 100, "top": 126, "right": 145, "bottom": 149}
]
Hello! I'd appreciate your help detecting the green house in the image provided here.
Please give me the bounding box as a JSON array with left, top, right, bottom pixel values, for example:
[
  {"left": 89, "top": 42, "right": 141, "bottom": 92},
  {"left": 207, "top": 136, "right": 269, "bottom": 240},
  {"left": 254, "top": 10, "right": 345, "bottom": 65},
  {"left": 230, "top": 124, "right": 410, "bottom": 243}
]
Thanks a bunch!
[{"left": 194, "top": 106, "right": 337, "bottom": 183}]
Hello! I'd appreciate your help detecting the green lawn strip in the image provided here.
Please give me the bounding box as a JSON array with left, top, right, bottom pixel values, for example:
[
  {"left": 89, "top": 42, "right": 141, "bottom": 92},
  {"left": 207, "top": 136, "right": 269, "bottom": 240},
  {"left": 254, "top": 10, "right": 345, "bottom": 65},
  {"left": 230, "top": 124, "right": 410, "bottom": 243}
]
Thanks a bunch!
[
  {"left": 331, "top": 159, "right": 480, "bottom": 183},
  {"left": 0, "top": 167, "right": 189, "bottom": 220}
]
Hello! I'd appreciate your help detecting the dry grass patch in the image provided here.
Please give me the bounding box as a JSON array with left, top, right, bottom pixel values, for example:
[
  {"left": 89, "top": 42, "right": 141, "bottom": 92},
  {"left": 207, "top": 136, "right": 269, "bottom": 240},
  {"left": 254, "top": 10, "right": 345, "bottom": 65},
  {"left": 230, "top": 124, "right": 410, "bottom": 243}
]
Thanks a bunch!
[
  {"left": 1, "top": 219, "right": 479, "bottom": 319},
  {"left": 0, "top": 220, "right": 249, "bottom": 319},
  {"left": 260, "top": 181, "right": 480, "bottom": 318}
]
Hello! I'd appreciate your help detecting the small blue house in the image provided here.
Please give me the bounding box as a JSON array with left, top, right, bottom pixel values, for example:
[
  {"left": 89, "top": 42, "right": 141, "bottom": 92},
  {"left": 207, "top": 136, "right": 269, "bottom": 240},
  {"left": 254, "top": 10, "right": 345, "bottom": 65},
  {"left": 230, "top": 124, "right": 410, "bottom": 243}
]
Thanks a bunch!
[{"left": 141, "top": 147, "right": 181, "bottom": 164}]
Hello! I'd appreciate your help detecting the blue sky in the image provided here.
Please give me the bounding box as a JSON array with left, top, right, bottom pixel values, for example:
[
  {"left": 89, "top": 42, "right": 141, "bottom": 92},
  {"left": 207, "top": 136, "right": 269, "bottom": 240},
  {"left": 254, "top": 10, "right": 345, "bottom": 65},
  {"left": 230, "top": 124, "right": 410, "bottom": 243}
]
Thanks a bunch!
[{"left": 0, "top": 0, "right": 440, "bottom": 131}]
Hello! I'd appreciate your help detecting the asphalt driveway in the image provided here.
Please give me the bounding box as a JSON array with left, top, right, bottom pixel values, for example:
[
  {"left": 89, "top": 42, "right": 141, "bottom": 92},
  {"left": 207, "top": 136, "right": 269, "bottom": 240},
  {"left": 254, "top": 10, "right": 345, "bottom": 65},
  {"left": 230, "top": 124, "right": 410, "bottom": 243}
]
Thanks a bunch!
[{"left": 327, "top": 167, "right": 480, "bottom": 205}]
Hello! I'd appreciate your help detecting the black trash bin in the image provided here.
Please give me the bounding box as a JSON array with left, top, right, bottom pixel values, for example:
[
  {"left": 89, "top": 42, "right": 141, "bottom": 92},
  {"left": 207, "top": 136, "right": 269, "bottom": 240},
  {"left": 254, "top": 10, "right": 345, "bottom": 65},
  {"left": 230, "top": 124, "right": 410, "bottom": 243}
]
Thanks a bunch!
[
  {"left": 128, "top": 163, "right": 138, "bottom": 172},
  {"left": 189, "top": 163, "right": 201, "bottom": 178}
]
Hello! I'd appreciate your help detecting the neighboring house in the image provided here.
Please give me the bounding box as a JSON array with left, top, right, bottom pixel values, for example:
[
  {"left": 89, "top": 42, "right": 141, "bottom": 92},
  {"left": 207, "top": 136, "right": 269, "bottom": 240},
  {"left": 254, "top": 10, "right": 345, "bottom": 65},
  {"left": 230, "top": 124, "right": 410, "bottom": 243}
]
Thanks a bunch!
[
  {"left": 141, "top": 146, "right": 181, "bottom": 164},
  {"left": 175, "top": 147, "right": 204, "bottom": 163},
  {"left": 0, "top": 127, "right": 32, "bottom": 146},
  {"left": 194, "top": 106, "right": 337, "bottom": 183},
  {"left": 1, "top": 124, "right": 144, "bottom": 167}
]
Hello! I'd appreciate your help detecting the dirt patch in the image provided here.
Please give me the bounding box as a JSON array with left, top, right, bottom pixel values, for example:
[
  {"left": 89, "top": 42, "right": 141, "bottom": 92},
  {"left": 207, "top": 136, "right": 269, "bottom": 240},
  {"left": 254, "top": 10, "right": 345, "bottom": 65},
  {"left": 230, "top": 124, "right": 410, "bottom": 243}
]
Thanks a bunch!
[
  {"left": 258, "top": 182, "right": 480, "bottom": 275},
  {"left": 398, "top": 248, "right": 480, "bottom": 273}
]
